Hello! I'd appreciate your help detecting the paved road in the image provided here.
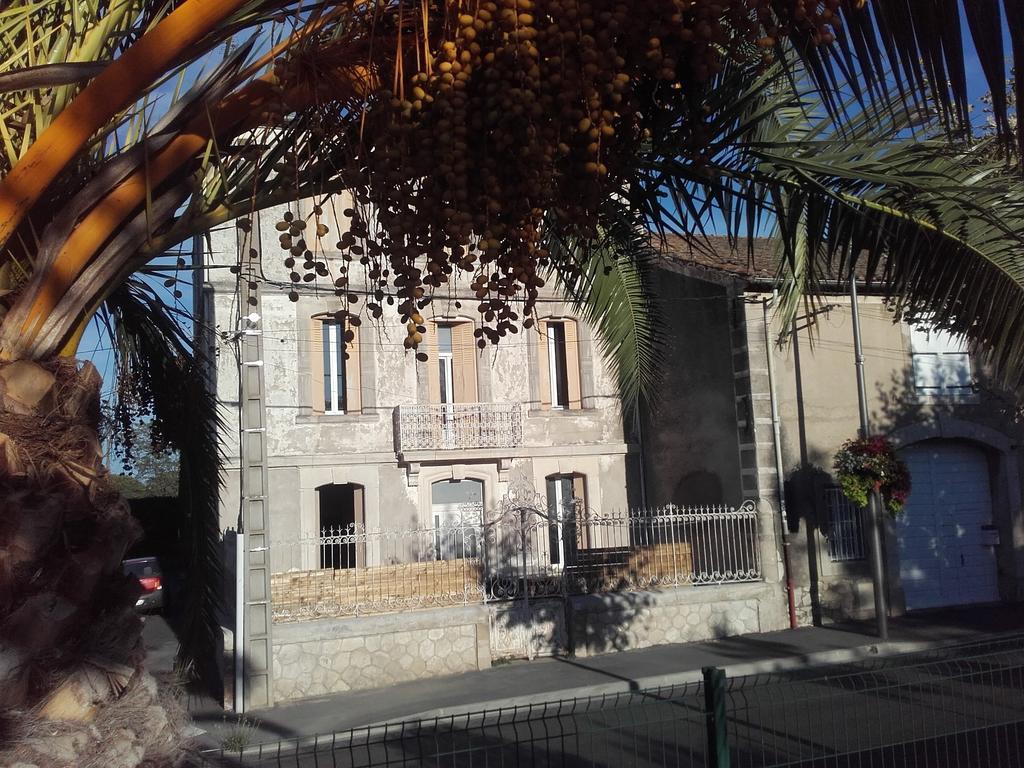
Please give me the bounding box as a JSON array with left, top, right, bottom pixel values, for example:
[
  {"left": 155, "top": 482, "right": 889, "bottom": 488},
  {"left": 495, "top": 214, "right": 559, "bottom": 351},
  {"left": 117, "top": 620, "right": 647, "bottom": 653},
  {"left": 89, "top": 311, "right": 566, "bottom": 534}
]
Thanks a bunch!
[
  {"left": 200, "top": 633, "right": 1024, "bottom": 767},
  {"left": 193, "top": 604, "right": 1024, "bottom": 749}
]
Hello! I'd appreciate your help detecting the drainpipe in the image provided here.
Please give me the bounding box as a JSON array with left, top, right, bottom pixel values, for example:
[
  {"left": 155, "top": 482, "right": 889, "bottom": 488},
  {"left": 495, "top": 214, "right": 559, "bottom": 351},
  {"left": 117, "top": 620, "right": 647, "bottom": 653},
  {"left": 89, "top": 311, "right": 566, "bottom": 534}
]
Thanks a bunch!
[{"left": 763, "top": 295, "right": 798, "bottom": 629}]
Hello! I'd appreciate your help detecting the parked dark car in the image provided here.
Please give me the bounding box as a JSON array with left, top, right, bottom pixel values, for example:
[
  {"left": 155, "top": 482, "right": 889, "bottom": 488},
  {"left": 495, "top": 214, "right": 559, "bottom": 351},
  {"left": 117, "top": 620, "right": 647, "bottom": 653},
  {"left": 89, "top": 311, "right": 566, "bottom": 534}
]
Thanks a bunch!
[{"left": 123, "top": 556, "right": 164, "bottom": 612}]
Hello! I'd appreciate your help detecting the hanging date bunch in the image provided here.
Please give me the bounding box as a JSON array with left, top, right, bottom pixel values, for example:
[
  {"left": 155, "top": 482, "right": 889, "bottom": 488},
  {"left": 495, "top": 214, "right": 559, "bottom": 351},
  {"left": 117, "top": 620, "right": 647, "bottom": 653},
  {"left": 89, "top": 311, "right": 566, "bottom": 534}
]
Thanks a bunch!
[{"left": 281, "top": 0, "right": 845, "bottom": 353}]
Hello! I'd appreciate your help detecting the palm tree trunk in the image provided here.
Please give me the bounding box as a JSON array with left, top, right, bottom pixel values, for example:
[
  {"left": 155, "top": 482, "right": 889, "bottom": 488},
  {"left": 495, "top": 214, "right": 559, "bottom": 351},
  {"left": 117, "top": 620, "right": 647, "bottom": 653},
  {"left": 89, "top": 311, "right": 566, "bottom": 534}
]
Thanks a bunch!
[{"left": 0, "top": 358, "right": 142, "bottom": 713}]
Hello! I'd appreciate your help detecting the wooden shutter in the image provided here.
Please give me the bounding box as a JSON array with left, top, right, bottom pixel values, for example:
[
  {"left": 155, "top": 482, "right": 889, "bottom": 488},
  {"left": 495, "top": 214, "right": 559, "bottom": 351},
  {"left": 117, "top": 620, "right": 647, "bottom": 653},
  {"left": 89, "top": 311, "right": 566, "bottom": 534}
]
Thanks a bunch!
[
  {"left": 564, "top": 319, "right": 583, "bottom": 410},
  {"left": 426, "top": 323, "right": 441, "bottom": 404},
  {"left": 453, "top": 322, "right": 478, "bottom": 403},
  {"left": 310, "top": 317, "right": 325, "bottom": 414},
  {"left": 537, "top": 320, "right": 551, "bottom": 410},
  {"left": 345, "top": 321, "right": 362, "bottom": 413}
]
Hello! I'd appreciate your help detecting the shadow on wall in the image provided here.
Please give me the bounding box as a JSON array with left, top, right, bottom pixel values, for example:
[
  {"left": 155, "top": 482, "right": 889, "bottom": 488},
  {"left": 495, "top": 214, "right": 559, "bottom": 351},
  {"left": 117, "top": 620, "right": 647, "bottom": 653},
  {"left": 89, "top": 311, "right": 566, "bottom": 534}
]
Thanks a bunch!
[{"left": 671, "top": 471, "right": 723, "bottom": 506}]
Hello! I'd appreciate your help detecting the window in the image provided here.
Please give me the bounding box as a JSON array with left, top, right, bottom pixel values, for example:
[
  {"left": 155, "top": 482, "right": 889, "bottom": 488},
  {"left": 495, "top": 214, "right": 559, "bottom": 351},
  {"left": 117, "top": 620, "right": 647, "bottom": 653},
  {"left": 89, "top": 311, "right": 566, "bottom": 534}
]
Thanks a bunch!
[
  {"left": 322, "top": 320, "right": 348, "bottom": 412},
  {"left": 824, "top": 487, "right": 866, "bottom": 562},
  {"left": 310, "top": 315, "right": 361, "bottom": 414},
  {"left": 910, "top": 326, "right": 972, "bottom": 399},
  {"left": 426, "top": 321, "right": 477, "bottom": 404},
  {"left": 430, "top": 479, "right": 483, "bottom": 560},
  {"left": 545, "top": 474, "right": 587, "bottom": 566},
  {"left": 538, "top": 319, "right": 582, "bottom": 410},
  {"left": 437, "top": 325, "right": 455, "bottom": 404}
]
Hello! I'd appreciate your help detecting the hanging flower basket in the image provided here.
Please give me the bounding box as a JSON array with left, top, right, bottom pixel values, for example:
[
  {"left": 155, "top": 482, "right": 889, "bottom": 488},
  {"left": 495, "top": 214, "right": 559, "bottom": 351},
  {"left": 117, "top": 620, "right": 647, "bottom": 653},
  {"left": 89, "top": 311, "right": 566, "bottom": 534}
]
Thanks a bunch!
[{"left": 833, "top": 436, "right": 912, "bottom": 517}]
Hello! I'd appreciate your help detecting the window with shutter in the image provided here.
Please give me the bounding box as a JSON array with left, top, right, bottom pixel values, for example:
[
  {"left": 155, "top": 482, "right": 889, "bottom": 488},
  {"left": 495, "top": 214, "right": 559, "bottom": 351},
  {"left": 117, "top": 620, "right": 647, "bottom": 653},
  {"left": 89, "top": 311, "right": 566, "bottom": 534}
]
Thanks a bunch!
[
  {"left": 310, "top": 316, "right": 360, "bottom": 414},
  {"left": 427, "top": 321, "right": 477, "bottom": 404},
  {"left": 910, "top": 325, "right": 972, "bottom": 399},
  {"left": 540, "top": 318, "right": 583, "bottom": 410}
]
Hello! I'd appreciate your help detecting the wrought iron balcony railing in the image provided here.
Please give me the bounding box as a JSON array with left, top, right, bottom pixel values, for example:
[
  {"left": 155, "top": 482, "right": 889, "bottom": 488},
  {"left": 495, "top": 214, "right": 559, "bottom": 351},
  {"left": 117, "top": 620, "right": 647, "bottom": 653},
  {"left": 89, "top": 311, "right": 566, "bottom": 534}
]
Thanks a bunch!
[{"left": 395, "top": 402, "right": 523, "bottom": 452}]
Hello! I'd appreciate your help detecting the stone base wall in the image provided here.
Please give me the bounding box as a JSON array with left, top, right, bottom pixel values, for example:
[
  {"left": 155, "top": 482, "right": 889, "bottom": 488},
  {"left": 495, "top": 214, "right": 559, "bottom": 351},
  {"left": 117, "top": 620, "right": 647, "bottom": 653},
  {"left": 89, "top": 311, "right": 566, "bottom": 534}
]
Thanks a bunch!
[
  {"left": 271, "top": 605, "right": 490, "bottom": 702},
  {"left": 488, "top": 599, "right": 569, "bottom": 659},
  {"left": 572, "top": 582, "right": 787, "bottom": 657},
  {"left": 269, "top": 583, "right": 789, "bottom": 703},
  {"left": 817, "top": 577, "right": 876, "bottom": 623}
]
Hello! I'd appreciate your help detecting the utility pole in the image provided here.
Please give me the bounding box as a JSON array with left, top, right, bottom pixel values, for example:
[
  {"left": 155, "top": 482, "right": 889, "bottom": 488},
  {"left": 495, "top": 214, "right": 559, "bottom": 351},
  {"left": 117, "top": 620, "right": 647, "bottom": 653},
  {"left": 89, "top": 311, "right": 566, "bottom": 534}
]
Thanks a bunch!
[{"left": 848, "top": 273, "right": 889, "bottom": 640}]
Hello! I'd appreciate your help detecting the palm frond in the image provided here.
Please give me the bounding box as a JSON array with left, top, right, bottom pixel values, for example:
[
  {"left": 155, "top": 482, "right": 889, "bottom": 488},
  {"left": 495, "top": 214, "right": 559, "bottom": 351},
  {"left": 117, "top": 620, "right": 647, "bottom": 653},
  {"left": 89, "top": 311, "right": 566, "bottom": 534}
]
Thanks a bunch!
[
  {"left": 635, "top": 51, "right": 1024, "bottom": 391},
  {"left": 547, "top": 198, "right": 666, "bottom": 417},
  {"left": 803, "top": 0, "right": 1022, "bottom": 148}
]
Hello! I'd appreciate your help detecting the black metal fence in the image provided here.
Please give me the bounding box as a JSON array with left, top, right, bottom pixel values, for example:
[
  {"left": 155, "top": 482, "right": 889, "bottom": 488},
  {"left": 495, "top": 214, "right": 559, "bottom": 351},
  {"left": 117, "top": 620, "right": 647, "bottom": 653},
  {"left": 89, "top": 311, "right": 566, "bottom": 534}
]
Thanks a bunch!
[{"left": 200, "top": 633, "right": 1024, "bottom": 768}]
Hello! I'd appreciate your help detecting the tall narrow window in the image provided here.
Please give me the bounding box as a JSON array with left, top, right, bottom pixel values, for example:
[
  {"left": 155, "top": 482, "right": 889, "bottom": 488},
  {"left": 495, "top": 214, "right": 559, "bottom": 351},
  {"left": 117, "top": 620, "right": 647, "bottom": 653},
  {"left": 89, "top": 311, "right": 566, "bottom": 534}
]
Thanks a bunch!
[
  {"left": 437, "top": 325, "right": 455, "bottom": 404},
  {"left": 538, "top": 318, "right": 582, "bottom": 410},
  {"left": 545, "top": 474, "right": 587, "bottom": 566},
  {"left": 322, "top": 320, "right": 348, "bottom": 412},
  {"left": 311, "top": 315, "right": 361, "bottom": 415},
  {"left": 546, "top": 322, "right": 570, "bottom": 409}
]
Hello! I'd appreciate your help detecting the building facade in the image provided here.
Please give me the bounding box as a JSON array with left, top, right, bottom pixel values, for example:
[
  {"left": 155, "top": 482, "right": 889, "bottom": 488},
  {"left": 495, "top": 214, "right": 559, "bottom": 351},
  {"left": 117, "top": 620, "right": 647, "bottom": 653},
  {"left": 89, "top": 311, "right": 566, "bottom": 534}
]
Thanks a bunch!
[
  {"left": 650, "top": 237, "right": 1024, "bottom": 626},
  {"left": 203, "top": 199, "right": 636, "bottom": 557},
  {"left": 200, "top": 216, "right": 793, "bottom": 709}
]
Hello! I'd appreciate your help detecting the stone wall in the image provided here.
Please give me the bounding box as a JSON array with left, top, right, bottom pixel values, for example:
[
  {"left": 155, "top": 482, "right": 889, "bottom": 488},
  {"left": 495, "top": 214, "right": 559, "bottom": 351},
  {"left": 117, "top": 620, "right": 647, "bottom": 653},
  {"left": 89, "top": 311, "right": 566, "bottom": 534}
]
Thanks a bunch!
[
  {"left": 271, "top": 605, "right": 490, "bottom": 702},
  {"left": 270, "top": 582, "right": 790, "bottom": 703},
  {"left": 572, "top": 582, "right": 786, "bottom": 656}
]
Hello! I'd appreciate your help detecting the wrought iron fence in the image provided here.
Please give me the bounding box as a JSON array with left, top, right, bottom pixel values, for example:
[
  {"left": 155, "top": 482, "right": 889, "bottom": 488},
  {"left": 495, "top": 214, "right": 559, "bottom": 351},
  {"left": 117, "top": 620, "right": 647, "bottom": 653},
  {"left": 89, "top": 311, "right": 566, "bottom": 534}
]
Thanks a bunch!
[
  {"left": 269, "top": 502, "right": 761, "bottom": 622},
  {"left": 200, "top": 633, "right": 1024, "bottom": 767},
  {"left": 394, "top": 402, "right": 524, "bottom": 451}
]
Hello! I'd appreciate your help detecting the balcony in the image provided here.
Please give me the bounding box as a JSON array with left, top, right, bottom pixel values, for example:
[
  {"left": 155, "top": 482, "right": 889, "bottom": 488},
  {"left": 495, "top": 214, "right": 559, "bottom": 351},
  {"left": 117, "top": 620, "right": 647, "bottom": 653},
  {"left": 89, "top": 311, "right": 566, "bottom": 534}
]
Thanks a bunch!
[{"left": 395, "top": 403, "right": 523, "bottom": 453}]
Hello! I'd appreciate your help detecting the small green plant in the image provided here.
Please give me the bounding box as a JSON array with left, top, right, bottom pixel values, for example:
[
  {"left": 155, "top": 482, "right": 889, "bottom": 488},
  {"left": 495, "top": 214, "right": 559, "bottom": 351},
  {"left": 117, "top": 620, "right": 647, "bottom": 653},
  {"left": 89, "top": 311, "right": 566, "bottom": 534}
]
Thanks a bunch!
[{"left": 221, "top": 715, "right": 261, "bottom": 753}]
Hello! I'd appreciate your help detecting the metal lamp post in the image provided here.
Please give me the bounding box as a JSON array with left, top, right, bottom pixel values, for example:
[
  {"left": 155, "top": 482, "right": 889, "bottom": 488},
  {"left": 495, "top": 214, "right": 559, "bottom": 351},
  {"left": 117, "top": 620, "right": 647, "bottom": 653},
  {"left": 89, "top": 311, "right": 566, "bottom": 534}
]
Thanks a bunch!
[{"left": 848, "top": 272, "right": 890, "bottom": 640}]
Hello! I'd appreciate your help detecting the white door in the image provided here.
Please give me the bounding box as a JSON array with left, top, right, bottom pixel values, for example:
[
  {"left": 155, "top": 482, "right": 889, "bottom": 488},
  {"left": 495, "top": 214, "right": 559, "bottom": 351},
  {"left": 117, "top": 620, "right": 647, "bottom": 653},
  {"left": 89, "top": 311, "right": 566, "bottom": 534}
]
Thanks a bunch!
[{"left": 895, "top": 442, "right": 999, "bottom": 610}]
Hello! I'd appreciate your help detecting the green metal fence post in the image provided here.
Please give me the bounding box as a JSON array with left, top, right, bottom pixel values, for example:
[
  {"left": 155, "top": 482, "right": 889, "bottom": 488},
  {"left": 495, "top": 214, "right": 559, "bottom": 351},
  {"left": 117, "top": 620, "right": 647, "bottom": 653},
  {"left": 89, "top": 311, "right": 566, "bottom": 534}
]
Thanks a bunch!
[{"left": 703, "top": 666, "right": 730, "bottom": 768}]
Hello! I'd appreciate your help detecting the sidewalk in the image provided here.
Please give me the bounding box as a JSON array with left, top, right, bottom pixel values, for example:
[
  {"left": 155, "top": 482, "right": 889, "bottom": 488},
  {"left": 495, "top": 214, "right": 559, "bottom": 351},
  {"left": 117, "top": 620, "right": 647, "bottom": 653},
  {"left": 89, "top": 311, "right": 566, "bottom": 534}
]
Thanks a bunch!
[{"left": 189, "top": 604, "right": 1024, "bottom": 748}]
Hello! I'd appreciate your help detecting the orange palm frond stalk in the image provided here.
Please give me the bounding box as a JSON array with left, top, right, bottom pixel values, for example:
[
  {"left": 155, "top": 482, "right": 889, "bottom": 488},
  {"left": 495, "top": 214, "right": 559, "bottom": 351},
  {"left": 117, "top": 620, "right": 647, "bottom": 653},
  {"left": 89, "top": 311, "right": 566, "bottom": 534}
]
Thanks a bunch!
[
  {"left": 0, "top": 0, "right": 254, "bottom": 255},
  {"left": 0, "top": 51, "right": 378, "bottom": 360}
]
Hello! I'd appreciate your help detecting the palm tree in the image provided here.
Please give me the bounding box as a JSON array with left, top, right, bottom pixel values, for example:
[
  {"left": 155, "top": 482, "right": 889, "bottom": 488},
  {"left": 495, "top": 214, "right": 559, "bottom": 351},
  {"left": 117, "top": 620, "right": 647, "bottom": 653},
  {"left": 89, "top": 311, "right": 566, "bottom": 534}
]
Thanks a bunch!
[{"left": 0, "top": 0, "right": 1020, "bottom": 749}]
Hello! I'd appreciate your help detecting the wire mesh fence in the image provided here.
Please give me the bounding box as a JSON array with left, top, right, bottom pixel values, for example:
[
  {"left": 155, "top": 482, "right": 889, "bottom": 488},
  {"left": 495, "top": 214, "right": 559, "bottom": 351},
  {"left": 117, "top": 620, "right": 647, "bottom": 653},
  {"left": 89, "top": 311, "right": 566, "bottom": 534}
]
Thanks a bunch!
[
  {"left": 200, "top": 633, "right": 1024, "bottom": 768},
  {"left": 269, "top": 502, "right": 762, "bottom": 622}
]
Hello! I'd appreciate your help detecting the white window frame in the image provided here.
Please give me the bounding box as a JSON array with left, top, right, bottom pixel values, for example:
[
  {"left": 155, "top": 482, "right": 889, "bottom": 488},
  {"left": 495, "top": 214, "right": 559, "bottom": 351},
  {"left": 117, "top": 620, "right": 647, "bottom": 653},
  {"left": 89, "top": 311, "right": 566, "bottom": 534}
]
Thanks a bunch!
[
  {"left": 323, "top": 320, "right": 347, "bottom": 413},
  {"left": 437, "top": 325, "right": 456, "bottom": 404},
  {"left": 909, "top": 325, "right": 973, "bottom": 401},
  {"left": 546, "top": 322, "right": 569, "bottom": 409}
]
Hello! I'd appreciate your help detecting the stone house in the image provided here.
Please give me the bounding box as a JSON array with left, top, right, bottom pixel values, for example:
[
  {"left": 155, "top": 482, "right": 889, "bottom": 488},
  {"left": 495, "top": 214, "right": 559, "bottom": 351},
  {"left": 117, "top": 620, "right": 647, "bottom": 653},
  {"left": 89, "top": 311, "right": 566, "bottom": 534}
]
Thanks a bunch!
[
  {"left": 648, "top": 236, "right": 1024, "bottom": 627},
  {"left": 199, "top": 209, "right": 790, "bottom": 709}
]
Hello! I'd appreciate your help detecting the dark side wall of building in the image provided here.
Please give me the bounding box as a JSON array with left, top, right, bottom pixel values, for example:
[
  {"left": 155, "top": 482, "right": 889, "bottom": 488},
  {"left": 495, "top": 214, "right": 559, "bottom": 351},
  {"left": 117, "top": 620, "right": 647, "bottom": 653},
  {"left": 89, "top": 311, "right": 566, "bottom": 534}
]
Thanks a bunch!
[{"left": 640, "top": 267, "right": 744, "bottom": 506}]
